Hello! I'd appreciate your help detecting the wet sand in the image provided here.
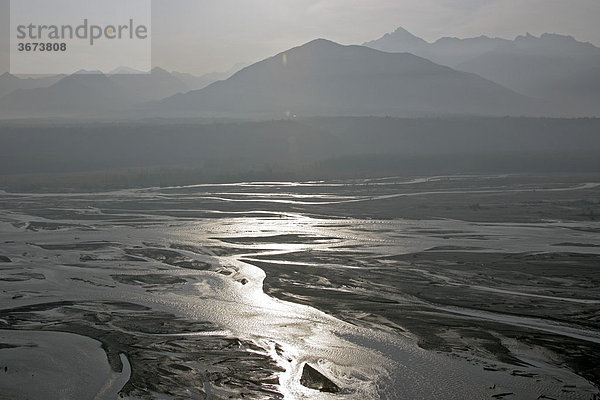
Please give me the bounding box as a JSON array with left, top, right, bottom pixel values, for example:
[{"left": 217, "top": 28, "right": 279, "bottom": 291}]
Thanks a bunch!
[
  {"left": 0, "top": 174, "right": 599, "bottom": 399},
  {"left": 0, "top": 329, "right": 130, "bottom": 400}
]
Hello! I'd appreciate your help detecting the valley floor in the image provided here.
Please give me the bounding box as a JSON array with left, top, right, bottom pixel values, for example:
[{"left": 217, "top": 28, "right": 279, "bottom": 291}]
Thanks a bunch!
[{"left": 0, "top": 174, "right": 599, "bottom": 399}]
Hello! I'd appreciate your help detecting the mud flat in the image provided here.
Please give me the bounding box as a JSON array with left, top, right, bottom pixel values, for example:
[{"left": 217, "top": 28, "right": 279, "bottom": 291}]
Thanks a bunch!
[
  {"left": 251, "top": 251, "right": 600, "bottom": 387},
  {"left": 0, "top": 302, "right": 283, "bottom": 399},
  {"left": 0, "top": 329, "right": 130, "bottom": 400},
  {"left": 0, "top": 174, "right": 599, "bottom": 399}
]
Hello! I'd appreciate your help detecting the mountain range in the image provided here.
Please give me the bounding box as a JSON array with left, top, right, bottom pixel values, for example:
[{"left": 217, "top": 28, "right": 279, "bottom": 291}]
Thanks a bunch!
[
  {"left": 364, "top": 27, "right": 600, "bottom": 112},
  {"left": 0, "top": 72, "right": 64, "bottom": 99},
  {"left": 0, "top": 65, "right": 246, "bottom": 118},
  {"left": 0, "top": 29, "right": 597, "bottom": 119},
  {"left": 156, "top": 39, "right": 530, "bottom": 118}
]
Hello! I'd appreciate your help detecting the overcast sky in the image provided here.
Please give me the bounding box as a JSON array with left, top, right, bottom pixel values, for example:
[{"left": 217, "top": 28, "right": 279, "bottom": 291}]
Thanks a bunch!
[{"left": 1, "top": 0, "right": 599, "bottom": 75}]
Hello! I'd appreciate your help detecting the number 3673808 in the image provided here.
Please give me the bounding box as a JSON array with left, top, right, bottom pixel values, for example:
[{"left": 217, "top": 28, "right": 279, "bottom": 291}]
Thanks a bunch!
[{"left": 17, "top": 42, "right": 67, "bottom": 52}]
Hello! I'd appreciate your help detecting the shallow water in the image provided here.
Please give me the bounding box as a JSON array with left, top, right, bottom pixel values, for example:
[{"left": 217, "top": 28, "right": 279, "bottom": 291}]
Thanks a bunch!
[{"left": 0, "top": 175, "right": 599, "bottom": 399}]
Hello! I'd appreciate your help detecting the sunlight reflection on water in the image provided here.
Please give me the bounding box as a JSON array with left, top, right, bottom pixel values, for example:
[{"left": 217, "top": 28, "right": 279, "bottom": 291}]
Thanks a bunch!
[{"left": 1, "top": 175, "right": 599, "bottom": 398}]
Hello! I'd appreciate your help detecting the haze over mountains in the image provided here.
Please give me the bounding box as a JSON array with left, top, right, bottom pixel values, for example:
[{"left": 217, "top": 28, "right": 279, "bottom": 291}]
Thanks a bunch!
[
  {"left": 0, "top": 65, "right": 246, "bottom": 118},
  {"left": 0, "top": 73, "right": 136, "bottom": 116},
  {"left": 365, "top": 27, "right": 600, "bottom": 113},
  {"left": 157, "top": 39, "right": 530, "bottom": 118},
  {"left": 0, "top": 28, "right": 598, "bottom": 188},
  {"left": 0, "top": 72, "right": 64, "bottom": 99},
  {"left": 0, "top": 29, "right": 597, "bottom": 119}
]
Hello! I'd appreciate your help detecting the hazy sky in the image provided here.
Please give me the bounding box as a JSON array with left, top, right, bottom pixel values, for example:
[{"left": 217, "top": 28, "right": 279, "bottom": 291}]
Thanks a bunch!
[{"left": 1, "top": 0, "right": 600, "bottom": 75}]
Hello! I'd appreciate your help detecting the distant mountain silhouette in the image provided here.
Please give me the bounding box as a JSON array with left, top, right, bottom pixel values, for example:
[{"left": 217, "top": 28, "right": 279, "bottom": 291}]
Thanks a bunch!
[
  {"left": 109, "top": 67, "right": 190, "bottom": 101},
  {"left": 4, "top": 36, "right": 594, "bottom": 118},
  {"left": 155, "top": 39, "right": 531, "bottom": 117},
  {"left": 0, "top": 64, "right": 256, "bottom": 118},
  {"left": 363, "top": 27, "right": 429, "bottom": 55},
  {"left": 172, "top": 62, "right": 252, "bottom": 91},
  {"left": 455, "top": 33, "right": 600, "bottom": 99},
  {"left": 0, "top": 73, "right": 136, "bottom": 117},
  {"left": 365, "top": 28, "right": 600, "bottom": 112},
  {"left": 0, "top": 72, "right": 63, "bottom": 99},
  {"left": 109, "top": 66, "right": 148, "bottom": 75},
  {"left": 364, "top": 29, "right": 510, "bottom": 67}
]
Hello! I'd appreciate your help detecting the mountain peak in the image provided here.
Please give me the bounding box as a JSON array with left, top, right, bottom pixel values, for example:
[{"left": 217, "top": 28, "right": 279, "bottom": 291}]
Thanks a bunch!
[
  {"left": 301, "top": 38, "right": 342, "bottom": 48},
  {"left": 392, "top": 26, "right": 421, "bottom": 37},
  {"left": 363, "top": 26, "right": 428, "bottom": 52},
  {"left": 515, "top": 32, "right": 538, "bottom": 41},
  {"left": 538, "top": 32, "right": 598, "bottom": 47},
  {"left": 151, "top": 66, "right": 171, "bottom": 75},
  {"left": 385, "top": 27, "right": 428, "bottom": 44},
  {"left": 157, "top": 37, "right": 528, "bottom": 117},
  {"left": 61, "top": 71, "right": 110, "bottom": 85},
  {"left": 283, "top": 39, "right": 349, "bottom": 57},
  {"left": 541, "top": 33, "right": 573, "bottom": 40},
  {"left": 510, "top": 31, "right": 600, "bottom": 55}
]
